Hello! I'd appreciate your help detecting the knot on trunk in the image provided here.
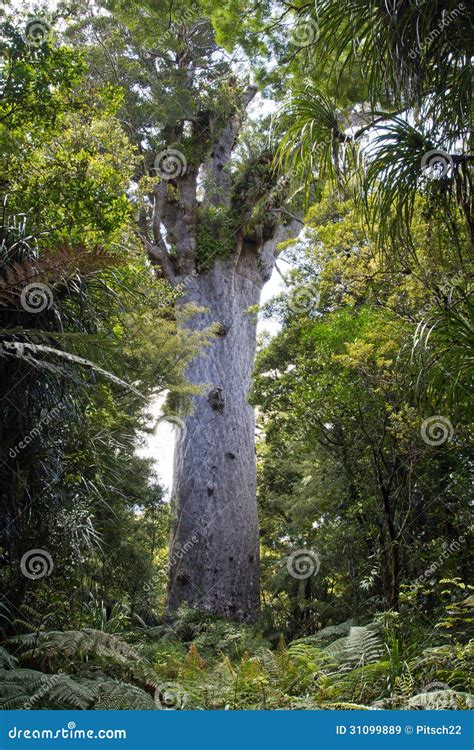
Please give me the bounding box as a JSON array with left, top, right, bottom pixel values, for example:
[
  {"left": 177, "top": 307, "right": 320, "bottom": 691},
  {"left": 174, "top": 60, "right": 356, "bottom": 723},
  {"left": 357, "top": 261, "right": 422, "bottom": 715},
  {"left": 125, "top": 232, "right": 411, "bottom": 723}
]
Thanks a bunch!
[
  {"left": 215, "top": 322, "right": 229, "bottom": 337},
  {"left": 207, "top": 387, "right": 225, "bottom": 412}
]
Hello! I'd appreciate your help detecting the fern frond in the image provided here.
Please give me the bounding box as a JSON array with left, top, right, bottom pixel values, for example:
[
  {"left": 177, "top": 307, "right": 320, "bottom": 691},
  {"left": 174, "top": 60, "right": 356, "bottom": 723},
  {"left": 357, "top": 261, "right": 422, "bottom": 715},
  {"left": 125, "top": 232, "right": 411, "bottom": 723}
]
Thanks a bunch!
[
  {"left": 408, "top": 689, "right": 474, "bottom": 710},
  {"left": 0, "top": 646, "right": 17, "bottom": 669},
  {"left": 79, "top": 678, "right": 156, "bottom": 710},
  {"left": 325, "top": 626, "right": 383, "bottom": 666}
]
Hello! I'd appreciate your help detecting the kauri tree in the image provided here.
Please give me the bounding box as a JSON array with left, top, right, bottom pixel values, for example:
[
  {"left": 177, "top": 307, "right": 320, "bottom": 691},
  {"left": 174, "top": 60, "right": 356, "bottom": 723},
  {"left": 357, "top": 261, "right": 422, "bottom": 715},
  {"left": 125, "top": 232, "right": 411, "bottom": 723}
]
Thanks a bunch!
[{"left": 69, "top": 0, "right": 299, "bottom": 621}]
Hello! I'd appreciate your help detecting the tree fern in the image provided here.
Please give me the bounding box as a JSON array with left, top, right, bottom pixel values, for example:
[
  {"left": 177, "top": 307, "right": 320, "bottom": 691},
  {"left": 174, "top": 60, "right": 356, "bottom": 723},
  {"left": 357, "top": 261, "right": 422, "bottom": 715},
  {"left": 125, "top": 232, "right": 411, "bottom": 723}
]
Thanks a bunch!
[
  {"left": 0, "top": 646, "right": 17, "bottom": 669},
  {"left": 0, "top": 669, "right": 94, "bottom": 710},
  {"left": 79, "top": 678, "right": 156, "bottom": 710},
  {"left": 11, "top": 628, "right": 141, "bottom": 664},
  {"left": 320, "top": 701, "right": 373, "bottom": 710},
  {"left": 325, "top": 626, "right": 384, "bottom": 666},
  {"left": 9, "top": 629, "right": 160, "bottom": 693},
  {"left": 292, "top": 620, "right": 353, "bottom": 646}
]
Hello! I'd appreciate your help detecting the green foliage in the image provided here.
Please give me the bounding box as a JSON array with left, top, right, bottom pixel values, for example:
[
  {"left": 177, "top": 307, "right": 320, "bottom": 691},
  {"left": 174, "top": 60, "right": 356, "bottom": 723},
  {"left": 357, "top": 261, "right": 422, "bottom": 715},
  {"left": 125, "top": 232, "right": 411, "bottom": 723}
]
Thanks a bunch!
[
  {"left": 324, "top": 626, "right": 384, "bottom": 667},
  {"left": 0, "top": 668, "right": 156, "bottom": 710},
  {"left": 253, "top": 190, "right": 472, "bottom": 638},
  {"left": 195, "top": 205, "right": 236, "bottom": 270},
  {"left": 413, "top": 285, "right": 474, "bottom": 411},
  {"left": 0, "top": 12, "right": 203, "bottom": 628},
  {"left": 274, "top": 0, "right": 472, "bottom": 259},
  {"left": 1, "top": 607, "right": 472, "bottom": 710}
]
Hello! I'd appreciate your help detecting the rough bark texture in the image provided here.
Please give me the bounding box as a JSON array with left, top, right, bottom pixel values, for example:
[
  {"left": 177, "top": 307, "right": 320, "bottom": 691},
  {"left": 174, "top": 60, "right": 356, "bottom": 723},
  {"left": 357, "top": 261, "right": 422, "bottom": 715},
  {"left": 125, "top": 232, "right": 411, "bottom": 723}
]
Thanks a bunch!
[
  {"left": 165, "top": 225, "right": 299, "bottom": 621},
  {"left": 167, "top": 253, "right": 264, "bottom": 621}
]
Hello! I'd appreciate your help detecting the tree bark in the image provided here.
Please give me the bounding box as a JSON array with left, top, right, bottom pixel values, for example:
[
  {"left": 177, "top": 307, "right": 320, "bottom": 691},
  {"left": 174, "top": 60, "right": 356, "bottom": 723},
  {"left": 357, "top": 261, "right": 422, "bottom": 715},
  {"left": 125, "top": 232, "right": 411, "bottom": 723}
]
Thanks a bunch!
[{"left": 166, "top": 252, "right": 264, "bottom": 621}]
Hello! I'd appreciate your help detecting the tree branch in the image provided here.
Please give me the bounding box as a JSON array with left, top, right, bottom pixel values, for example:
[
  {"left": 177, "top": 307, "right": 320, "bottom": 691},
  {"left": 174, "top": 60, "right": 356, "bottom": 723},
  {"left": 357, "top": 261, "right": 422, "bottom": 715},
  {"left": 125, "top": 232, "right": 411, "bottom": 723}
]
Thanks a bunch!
[{"left": 202, "top": 84, "right": 258, "bottom": 208}]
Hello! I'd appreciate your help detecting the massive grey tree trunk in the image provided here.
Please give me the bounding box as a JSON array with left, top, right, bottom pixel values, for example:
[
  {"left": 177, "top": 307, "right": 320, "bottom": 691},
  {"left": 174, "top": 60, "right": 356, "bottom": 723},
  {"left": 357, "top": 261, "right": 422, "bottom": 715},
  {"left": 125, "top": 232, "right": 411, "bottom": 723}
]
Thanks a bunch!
[{"left": 167, "top": 255, "right": 263, "bottom": 620}]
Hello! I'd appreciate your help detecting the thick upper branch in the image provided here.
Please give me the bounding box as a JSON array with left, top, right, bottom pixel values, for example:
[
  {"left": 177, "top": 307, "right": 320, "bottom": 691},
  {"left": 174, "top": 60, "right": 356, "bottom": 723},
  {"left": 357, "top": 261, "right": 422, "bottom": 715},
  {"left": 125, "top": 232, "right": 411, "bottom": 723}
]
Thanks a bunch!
[{"left": 202, "top": 85, "right": 258, "bottom": 208}]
